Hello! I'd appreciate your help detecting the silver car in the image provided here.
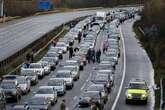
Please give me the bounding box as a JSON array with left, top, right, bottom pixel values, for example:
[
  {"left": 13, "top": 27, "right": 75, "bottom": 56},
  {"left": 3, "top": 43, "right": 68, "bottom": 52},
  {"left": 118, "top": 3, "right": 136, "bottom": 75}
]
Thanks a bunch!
[
  {"left": 21, "top": 69, "right": 38, "bottom": 85},
  {"left": 17, "top": 76, "right": 31, "bottom": 94},
  {"left": 39, "top": 61, "right": 51, "bottom": 75},
  {"left": 54, "top": 70, "right": 74, "bottom": 89},
  {"left": 48, "top": 78, "right": 66, "bottom": 96},
  {"left": 34, "top": 86, "right": 58, "bottom": 105},
  {"left": 62, "top": 65, "right": 80, "bottom": 81}
]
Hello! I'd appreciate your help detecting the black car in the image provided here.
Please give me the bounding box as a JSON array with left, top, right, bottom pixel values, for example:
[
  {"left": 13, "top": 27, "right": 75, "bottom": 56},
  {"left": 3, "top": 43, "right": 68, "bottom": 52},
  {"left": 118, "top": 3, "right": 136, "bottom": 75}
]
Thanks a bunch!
[
  {"left": 79, "top": 91, "right": 104, "bottom": 109},
  {"left": 0, "top": 80, "right": 22, "bottom": 102},
  {"left": 0, "top": 88, "right": 6, "bottom": 110},
  {"left": 26, "top": 97, "right": 51, "bottom": 110}
]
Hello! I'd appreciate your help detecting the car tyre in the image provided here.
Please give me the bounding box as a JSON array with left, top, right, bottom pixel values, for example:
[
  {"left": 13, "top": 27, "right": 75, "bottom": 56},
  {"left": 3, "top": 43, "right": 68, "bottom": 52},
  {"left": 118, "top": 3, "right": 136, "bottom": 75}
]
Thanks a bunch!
[{"left": 125, "top": 99, "right": 129, "bottom": 104}]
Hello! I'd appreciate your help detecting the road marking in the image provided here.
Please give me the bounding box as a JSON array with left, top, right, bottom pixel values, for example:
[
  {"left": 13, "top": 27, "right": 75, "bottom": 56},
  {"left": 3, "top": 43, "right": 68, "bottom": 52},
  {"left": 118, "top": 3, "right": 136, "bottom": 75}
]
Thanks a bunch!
[
  {"left": 81, "top": 71, "right": 92, "bottom": 91},
  {"left": 111, "top": 26, "right": 126, "bottom": 110}
]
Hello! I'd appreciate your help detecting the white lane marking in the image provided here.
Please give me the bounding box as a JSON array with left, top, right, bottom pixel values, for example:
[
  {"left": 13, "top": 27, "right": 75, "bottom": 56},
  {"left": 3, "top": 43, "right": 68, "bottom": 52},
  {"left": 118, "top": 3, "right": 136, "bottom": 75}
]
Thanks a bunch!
[
  {"left": 111, "top": 26, "right": 126, "bottom": 110},
  {"left": 80, "top": 71, "right": 92, "bottom": 91}
]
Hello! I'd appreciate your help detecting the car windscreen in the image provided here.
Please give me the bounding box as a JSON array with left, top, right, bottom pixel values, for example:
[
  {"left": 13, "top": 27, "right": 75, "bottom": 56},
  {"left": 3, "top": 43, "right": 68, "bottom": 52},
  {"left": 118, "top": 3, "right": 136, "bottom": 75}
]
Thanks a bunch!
[
  {"left": 48, "top": 81, "right": 62, "bottom": 86},
  {"left": 1, "top": 83, "right": 15, "bottom": 89},
  {"left": 28, "top": 98, "right": 47, "bottom": 105},
  {"left": 56, "top": 73, "right": 70, "bottom": 78},
  {"left": 129, "top": 83, "right": 147, "bottom": 89},
  {"left": 83, "top": 92, "right": 100, "bottom": 99},
  {"left": 37, "top": 88, "right": 53, "bottom": 94},
  {"left": 29, "top": 64, "right": 41, "bottom": 68},
  {"left": 17, "top": 78, "right": 26, "bottom": 84}
]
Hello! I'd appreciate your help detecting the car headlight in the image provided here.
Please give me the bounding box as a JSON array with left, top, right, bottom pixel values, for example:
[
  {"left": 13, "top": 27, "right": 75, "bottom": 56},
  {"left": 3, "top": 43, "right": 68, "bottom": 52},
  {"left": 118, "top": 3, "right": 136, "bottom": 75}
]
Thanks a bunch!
[
  {"left": 58, "top": 88, "right": 63, "bottom": 91},
  {"left": 98, "top": 99, "right": 101, "bottom": 103},
  {"left": 142, "top": 94, "right": 146, "bottom": 98},
  {"left": 127, "top": 93, "right": 132, "bottom": 98}
]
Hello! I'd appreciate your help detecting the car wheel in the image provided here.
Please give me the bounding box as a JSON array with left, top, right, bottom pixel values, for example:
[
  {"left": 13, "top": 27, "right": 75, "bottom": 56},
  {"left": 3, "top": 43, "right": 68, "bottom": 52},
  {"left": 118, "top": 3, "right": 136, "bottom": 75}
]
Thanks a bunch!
[
  {"left": 144, "top": 99, "right": 147, "bottom": 105},
  {"left": 125, "top": 99, "right": 129, "bottom": 104},
  {"left": 15, "top": 95, "right": 19, "bottom": 102}
]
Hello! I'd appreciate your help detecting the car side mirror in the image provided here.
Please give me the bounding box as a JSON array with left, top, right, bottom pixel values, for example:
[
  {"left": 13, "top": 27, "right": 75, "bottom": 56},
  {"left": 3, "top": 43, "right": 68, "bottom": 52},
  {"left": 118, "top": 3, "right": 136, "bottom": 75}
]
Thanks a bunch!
[{"left": 125, "top": 86, "right": 128, "bottom": 89}]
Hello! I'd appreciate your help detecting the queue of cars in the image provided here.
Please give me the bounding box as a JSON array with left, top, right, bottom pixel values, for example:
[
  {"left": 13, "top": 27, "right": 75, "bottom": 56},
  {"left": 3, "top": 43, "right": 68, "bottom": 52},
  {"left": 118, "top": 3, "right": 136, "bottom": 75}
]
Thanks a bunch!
[
  {"left": 77, "top": 18, "right": 121, "bottom": 110},
  {"left": 0, "top": 7, "right": 147, "bottom": 110},
  {"left": 0, "top": 14, "right": 99, "bottom": 110}
]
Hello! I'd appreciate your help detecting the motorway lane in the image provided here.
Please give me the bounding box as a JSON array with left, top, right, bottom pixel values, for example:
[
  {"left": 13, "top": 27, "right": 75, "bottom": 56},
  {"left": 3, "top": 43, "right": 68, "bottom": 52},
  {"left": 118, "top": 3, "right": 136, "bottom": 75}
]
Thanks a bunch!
[
  {"left": 0, "top": 9, "right": 106, "bottom": 61},
  {"left": 114, "top": 17, "right": 155, "bottom": 110},
  {"left": 5, "top": 25, "right": 107, "bottom": 110}
]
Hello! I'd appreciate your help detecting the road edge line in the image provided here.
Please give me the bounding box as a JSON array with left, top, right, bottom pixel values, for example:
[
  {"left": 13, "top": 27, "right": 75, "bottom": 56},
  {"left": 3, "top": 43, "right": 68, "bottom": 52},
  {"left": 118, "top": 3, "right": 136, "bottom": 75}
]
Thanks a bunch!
[{"left": 111, "top": 25, "right": 126, "bottom": 110}]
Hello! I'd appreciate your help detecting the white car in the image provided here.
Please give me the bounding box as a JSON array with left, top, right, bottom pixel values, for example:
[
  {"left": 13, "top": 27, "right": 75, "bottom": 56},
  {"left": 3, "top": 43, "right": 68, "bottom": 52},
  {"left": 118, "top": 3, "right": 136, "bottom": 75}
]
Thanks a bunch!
[
  {"left": 55, "top": 43, "right": 67, "bottom": 53},
  {"left": 34, "top": 86, "right": 57, "bottom": 105},
  {"left": 62, "top": 65, "right": 80, "bottom": 81},
  {"left": 41, "top": 57, "right": 56, "bottom": 70},
  {"left": 29, "top": 63, "right": 45, "bottom": 79},
  {"left": 55, "top": 70, "right": 74, "bottom": 89},
  {"left": 39, "top": 61, "right": 51, "bottom": 75},
  {"left": 48, "top": 78, "right": 66, "bottom": 95},
  {"left": 20, "top": 69, "right": 38, "bottom": 85}
]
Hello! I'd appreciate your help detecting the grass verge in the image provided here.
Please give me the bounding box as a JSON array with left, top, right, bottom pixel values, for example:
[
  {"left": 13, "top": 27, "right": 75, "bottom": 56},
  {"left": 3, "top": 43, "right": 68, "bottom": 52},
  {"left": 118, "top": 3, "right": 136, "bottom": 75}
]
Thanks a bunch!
[{"left": 133, "top": 21, "right": 165, "bottom": 109}]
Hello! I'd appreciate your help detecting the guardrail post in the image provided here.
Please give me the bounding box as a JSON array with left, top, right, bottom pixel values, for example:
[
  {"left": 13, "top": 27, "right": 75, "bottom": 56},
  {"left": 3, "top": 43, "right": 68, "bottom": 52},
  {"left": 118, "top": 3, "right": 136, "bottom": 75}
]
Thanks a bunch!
[{"left": 160, "top": 77, "right": 163, "bottom": 110}]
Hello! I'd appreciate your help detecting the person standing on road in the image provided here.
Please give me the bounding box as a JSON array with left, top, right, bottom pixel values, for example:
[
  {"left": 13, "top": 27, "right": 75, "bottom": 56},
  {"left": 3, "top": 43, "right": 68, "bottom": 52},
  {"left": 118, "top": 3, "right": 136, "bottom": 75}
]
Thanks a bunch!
[
  {"left": 78, "top": 31, "right": 82, "bottom": 43},
  {"left": 86, "top": 48, "right": 91, "bottom": 64},
  {"left": 96, "top": 49, "right": 101, "bottom": 63},
  {"left": 102, "top": 40, "right": 108, "bottom": 53},
  {"left": 60, "top": 99, "right": 66, "bottom": 110},
  {"left": 69, "top": 46, "right": 74, "bottom": 59},
  {"left": 91, "top": 48, "right": 95, "bottom": 63}
]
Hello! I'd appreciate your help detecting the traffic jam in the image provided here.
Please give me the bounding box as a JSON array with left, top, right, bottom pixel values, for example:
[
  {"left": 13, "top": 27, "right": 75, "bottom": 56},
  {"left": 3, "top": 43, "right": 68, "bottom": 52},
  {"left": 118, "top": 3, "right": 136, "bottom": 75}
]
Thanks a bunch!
[{"left": 0, "top": 8, "right": 144, "bottom": 110}]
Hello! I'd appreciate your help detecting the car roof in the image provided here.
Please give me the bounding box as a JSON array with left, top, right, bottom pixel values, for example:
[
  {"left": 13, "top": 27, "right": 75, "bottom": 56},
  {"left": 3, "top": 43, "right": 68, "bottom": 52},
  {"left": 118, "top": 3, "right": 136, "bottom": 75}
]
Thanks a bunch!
[
  {"left": 39, "top": 86, "right": 54, "bottom": 89},
  {"left": 130, "top": 79, "right": 146, "bottom": 84}
]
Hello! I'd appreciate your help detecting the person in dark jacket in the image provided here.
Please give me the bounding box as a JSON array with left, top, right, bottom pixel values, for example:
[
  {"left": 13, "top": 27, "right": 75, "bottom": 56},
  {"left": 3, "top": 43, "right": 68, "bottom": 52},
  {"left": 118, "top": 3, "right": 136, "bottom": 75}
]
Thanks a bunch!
[
  {"left": 78, "top": 31, "right": 82, "bottom": 43},
  {"left": 96, "top": 49, "right": 101, "bottom": 63},
  {"left": 91, "top": 48, "right": 95, "bottom": 63},
  {"left": 69, "top": 46, "right": 74, "bottom": 58},
  {"left": 60, "top": 99, "right": 66, "bottom": 110},
  {"left": 86, "top": 48, "right": 91, "bottom": 64}
]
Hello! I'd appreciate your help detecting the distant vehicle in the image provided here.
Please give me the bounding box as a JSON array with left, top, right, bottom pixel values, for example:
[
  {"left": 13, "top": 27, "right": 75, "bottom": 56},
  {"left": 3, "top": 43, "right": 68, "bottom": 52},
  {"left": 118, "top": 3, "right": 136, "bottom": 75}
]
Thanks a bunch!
[
  {"left": 55, "top": 70, "right": 74, "bottom": 89},
  {"left": 17, "top": 76, "right": 31, "bottom": 94},
  {"left": 62, "top": 65, "right": 80, "bottom": 81},
  {"left": 39, "top": 61, "right": 51, "bottom": 75},
  {"left": 34, "top": 86, "right": 58, "bottom": 105},
  {"left": 0, "top": 80, "right": 22, "bottom": 102},
  {"left": 91, "top": 74, "right": 112, "bottom": 92},
  {"left": 48, "top": 78, "right": 66, "bottom": 96},
  {"left": 125, "top": 79, "right": 149, "bottom": 104},
  {"left": 79, "top": 91, "right": 104, "bottom": 109},
  {"left": 12, "top": 104, "right": 31, "bottom": 110},
  {"left": 44, "top": 52, "right": 59, "bottom": 64},
  {"left": 54, "top": 43, "right": 67, "bottom": 53},
  {"left": 48, "top": 46, "right": 63, "bottom": 59},
  {"left": 20, "top": 69, "right": 38, "bottom": 85},
  {"left": 0, "top": 88, "right": 6, "bottom": 110},
  {"left": 28, "top": 63, "right": 45, "bottom": 79},
  {"left": 25, "top": 97, "right": 51, "bottom": 110},
  {"left": 86, "top": 84, "right": 108, "bottom": 103},
  {"left": 41, "top": 57, "right": 56, "bottom": 70}
]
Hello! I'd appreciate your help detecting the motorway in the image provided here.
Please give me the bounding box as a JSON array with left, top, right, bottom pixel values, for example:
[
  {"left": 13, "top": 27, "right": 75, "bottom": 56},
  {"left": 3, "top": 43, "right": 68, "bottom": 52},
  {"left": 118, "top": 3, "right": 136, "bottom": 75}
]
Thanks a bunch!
[
  {"left": 4, "top": 11, "right": 155, "bottom": 110},
  {"left": 113, "top": 17, "right": 155, "bottom": 110},
  {"left": 0, "top": 9, "right": 100, "bottom": 61}
]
